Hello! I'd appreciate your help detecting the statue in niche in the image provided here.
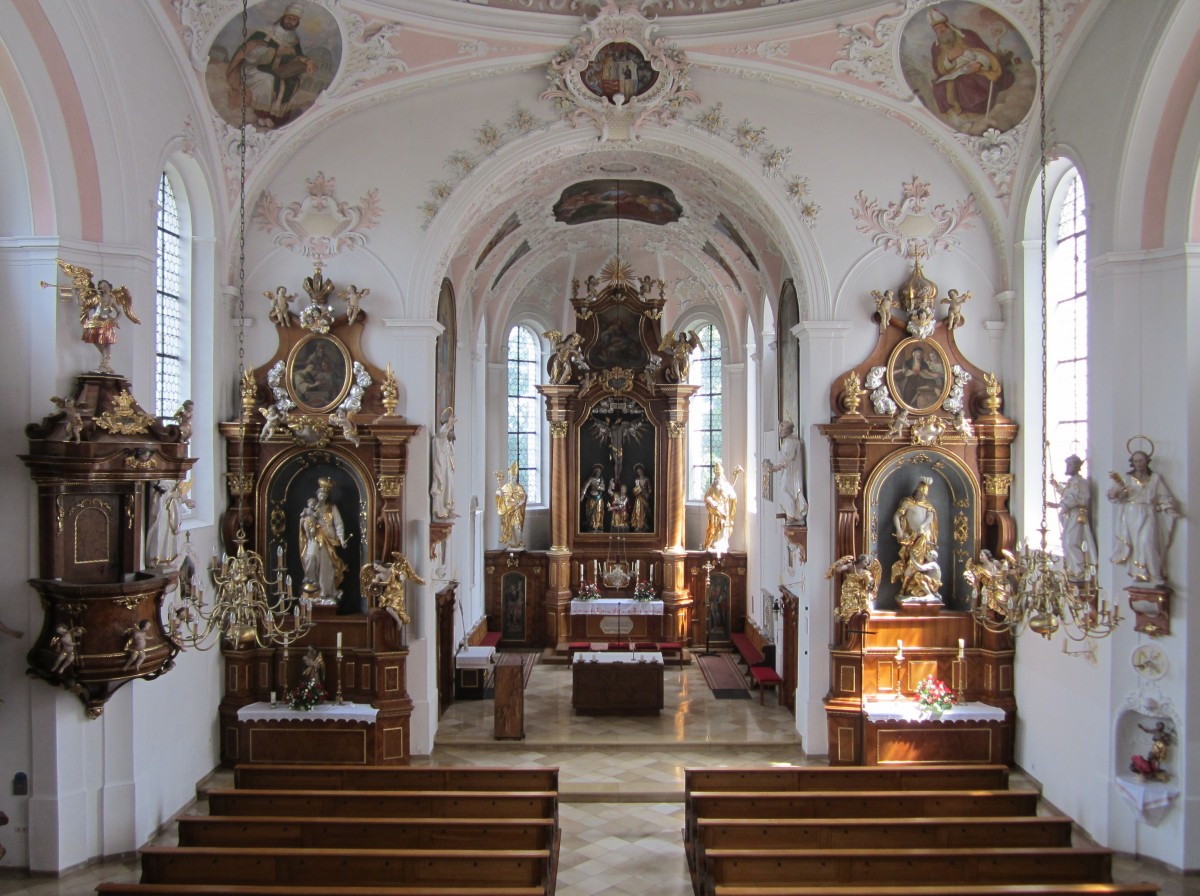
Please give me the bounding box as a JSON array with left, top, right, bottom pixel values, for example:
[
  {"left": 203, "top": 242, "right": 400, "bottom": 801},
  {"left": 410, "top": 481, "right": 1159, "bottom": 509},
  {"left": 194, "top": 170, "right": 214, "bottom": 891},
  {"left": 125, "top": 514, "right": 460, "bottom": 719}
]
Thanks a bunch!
[
  {"left": 630, "top": 463, "right": 652, "bottom": 532},
  {"left": 890, "top": 477, "right": 943, "bottom": 603},
  {"left": 580, "top": 464, "right": 607, "bottom": 531},
  {"left": 702, "top": 462, "right": 742, "bottom": 553},
  {"left": 145, "top": 479, "right": 195, "bottom": 570},
  {"left": 1050, "top": 454, "right": 1098, "bottom": 581},
  {"left": 764, "top": 420, "right": 807, "bottom": 524},
  {"left": 430, "top": 407, "right": 456, "bottom": 519},
  {"left": 607, "top": 480, "right": 630, "bottom": 532},
  {"left": 301, "top": 644, "right": 325, "bottom": 685},
  {"left": 300, "top": 478, "right": 348, "bottom": 604},
  {"left": 495, "top": 462, "right": 527, "bottom": 549},
  {"left": 1107, "top": 445, "right": 1180, "bottom": 587},
  {"left": 590, "top": 414, "right": 645, "bottom": 482}
]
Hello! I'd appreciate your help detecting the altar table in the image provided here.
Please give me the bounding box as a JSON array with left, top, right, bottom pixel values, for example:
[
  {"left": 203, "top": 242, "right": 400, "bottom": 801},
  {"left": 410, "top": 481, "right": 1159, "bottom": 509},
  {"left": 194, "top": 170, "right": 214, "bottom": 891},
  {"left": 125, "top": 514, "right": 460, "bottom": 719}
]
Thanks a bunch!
[
  {"left": 571, "top": 651, "right": 664, "bottom": 716},
  {"left": 568, "top": 599, "right": 665, "bottom": 643},
  {"left": 236, "top": 701, "right": 383, "bottom": 765},
  {"left": 861, "top": 700, "right": 1011, "bottom": 765},
  {"left": 455, "top": 646, "right": 496, "bottom": 700}
]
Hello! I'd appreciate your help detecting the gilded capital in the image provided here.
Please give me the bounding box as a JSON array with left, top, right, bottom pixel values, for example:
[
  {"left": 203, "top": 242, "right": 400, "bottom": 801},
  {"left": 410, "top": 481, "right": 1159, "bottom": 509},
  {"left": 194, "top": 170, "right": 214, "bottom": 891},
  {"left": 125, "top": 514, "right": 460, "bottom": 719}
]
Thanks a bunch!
[
  {"left": 983, "top": 473, "right": 1014, "bottom": 496},
  {"left": 667, "top": 421, "right": 686, "bottom": 438},
  {"left": 550, "top": 420, "right": 569, "bottom": 438},
  {"left": 378, "top": 474, "right": 404, "bottom": 498},
  {"left": 835, "top": 472, "right": 861, "bottom": 496},
  {"left": 226, "top": 472, "right": 255, "bottom": 496}
]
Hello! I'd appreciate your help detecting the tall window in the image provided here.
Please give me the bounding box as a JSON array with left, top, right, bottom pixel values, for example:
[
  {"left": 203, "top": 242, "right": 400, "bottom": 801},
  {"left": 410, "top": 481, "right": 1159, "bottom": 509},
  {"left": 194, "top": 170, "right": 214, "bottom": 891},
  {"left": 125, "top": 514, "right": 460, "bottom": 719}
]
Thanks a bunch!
[
  {"left": 687, "top": 322, "right": 722, "bottom": 500},
  {"left": 155, "top": 172, "right": 185, "bottom": 417},
  {"left": 506, "top": 325, "right": 542, "bottom": 504},
  {"left": 1045, "top": 168, "right": 1088, "bottom": 551}
]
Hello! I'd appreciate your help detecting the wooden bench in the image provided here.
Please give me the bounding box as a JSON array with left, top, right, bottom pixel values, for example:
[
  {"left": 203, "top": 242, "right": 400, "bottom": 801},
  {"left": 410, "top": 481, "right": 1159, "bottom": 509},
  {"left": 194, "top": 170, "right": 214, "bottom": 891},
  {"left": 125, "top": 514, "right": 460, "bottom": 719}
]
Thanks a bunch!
[
  {"left": 684, "top": 765, "right": 1010, "bottom": 794},
  {"left": 99, "top": 886, "right": 547, "bottom": 896},
  {"left": 690, "top": 816, "right": 1074, "bottom": 886},
  {"left": 207, "top": 788, "right": 558, "bottom": 821},
  {"left": 748, "top": 666, "right": 782, "bottom": 704},
  {"left": 685, "top": 790, "right": 1039, "bottom": 857},
  {"left": 233, "top": 764, "right": 559, "bottom": 793},
  {"left": 138, "top": 846, "right": 553, "bottom": 891},
  {"left": 177, "top": 815, "right": 558, "bottom": 851},
  {"left": 710, "top": 885, "right": 1160, "bottom": 896},
  {"left": 730, "top": 633, "right": 763, "bottom": 667},
  {"left": 703, "top": 846, "right": 1114, "bottom": 896},
  {"left": 479, "top": 631, "right": 502, "bottom": 648}
]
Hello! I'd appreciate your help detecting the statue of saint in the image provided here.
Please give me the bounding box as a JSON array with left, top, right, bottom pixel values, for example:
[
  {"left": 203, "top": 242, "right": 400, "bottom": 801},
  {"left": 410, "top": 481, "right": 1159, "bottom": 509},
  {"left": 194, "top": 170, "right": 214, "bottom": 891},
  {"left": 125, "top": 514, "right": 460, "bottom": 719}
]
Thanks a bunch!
[
  {"left": 430, "top": 406, "right": 456, "bottom": 519},
  {"left": 300, "top": 478, "right": 347, "bottom": 604},
  {"left": 703, "top": 462, "right": 742, "bottom": 553},
  {"left": 494, "top": 462, "right": 527, "bottom": 549},
  {"left": 145, "top": 479, "right": 195, "bottom": 570},
  {"left": 580, "top": 464, "right": 607, "bottom": 532},
  {"left": 1050, "top": 454, "right": 1098, "bottom": 581},
  {"left": 630, "top": 464, "right": 652, "bottom": 532},
  {"left": 890, "top": 476, "right": 943, "bottom": 602},
  {"left": 607, "top": 480, "right": 630, "bottom": 532},
  {"left": 765, "top": 420, "right": 807, "bottom": 524},
  {"left": 1107, "top": 448, "right": 1180, "bottom": 587}
]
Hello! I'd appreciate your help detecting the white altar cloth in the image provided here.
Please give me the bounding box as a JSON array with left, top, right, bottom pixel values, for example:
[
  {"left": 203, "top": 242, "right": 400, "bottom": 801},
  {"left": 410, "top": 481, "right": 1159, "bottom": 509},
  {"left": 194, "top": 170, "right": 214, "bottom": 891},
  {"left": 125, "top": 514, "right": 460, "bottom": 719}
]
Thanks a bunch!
[
  {"left": 1115, "top": 775, "right": 1180, "bottom": 814},
  {"left": 237, "top": 701, "right": 379, "bottom": 723},
  {"left": 455, "top": 646, "right": 497, "bottom": 668},
  {"left": 571, "top": 599, "right": 664, "bottom": 616},
  {"left": 573, "top": 651, "right": 664, "bottom": 665},
  {"left": 863, "top": 701, "right": 1006, "bottom": 722}
]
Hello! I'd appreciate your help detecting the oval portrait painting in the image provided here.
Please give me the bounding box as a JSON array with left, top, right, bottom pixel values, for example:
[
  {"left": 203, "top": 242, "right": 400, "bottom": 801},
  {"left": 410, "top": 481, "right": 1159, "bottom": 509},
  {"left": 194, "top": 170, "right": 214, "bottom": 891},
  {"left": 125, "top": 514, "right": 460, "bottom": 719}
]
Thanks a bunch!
[
  {"left": 899, "top": 1, "right": 1035, "bottom": 136},
  {"left": 206, "top": 0, "right": 342, "bottom": 131}
]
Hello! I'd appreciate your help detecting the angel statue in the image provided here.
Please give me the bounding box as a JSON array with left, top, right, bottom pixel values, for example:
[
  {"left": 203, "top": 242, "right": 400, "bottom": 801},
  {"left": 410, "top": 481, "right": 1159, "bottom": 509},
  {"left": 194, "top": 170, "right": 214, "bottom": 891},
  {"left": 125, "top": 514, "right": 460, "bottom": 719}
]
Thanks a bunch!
[
  {"left": 43, "top": 259, "right": 140, "bottom": 374},
  {"left": 264, "top": 286, "right": 296, "bottom": 327},
  {"left": 872, "top": 289, "right": 896, "bottom": 335},
  {"left": 50, "top": 395, "right": 85, "bottom": 444},
  {"left": 941, "top": 289, "right": 970, "bottom": 330},
  {"left": 826, "top": 554, "right": 881, "bottom": 622},
  {"left": 361, "top": 552, "right": 426, "bottom": 630},
  {"left": 963, "top": 548, "right": 1018, "bottom": 616},
  {"left": 591, "top": 414, "right": 645, "bottom": 482},
  {"left": 340, "top": 284, "right": 369, "bottom": 325},
  {"left": 545, "top": 331, "right": 587, "bottom": 385},
  {"left": 659, "top": 329, "right": 703, "bottom": 383}
]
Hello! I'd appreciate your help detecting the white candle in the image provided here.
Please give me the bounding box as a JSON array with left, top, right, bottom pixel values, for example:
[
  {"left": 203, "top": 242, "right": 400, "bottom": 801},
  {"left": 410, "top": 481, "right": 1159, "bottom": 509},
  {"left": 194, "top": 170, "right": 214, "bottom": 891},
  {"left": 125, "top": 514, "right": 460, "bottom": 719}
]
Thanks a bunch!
[
  {"left": 336, "top": 632, "right": 343, "bottom": 650},
  {"left": 594, "top": 560, "right": 599, "bottom": 579},
  {"left": 957, "top": 638, "right": 964, "bottom": 659},
  {"left": 649, "top": 562, "right": 654, "bottom": 581},
  {"left": 635, "top": 560, "right": 640, "bottom": 579},
  {"left": 270, "top": 690, "right": 276, "bottom": 705},
  {"left": 580, "top": 563, "right": 584, "bottom": 582},
  {"left": 897, "top": 639, "right": 903, "bottom": 651}
]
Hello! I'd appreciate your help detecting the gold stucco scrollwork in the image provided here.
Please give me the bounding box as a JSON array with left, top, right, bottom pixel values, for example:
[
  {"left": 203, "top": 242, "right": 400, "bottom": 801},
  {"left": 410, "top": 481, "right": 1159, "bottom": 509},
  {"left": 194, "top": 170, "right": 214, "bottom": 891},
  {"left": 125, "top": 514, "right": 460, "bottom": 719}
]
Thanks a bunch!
[
  {"left": 378, "top": 475, "right": 404, "bottom": 498},
  {"left": 56, "top": 496, "right": 64, "bottom": 534},
  {"left": 124, "top": 494, "right": 135, "bottom": 530},
  {"left": 983, "top": 473, "right": 1015, "bottom": 496},
  {"left": 550, "top": 421, "right": 569, "bottom": 438},
  {"left": 269, "top": 505, "right": 286, "bottom": 537},
  {"left": 113, "top": 596, "right": 142, "bottom": 610},
  {"left": 953, "top": 512, "right": 968, "bottom": 543},
  {"left": 226, "top": 472, "right": 255, "bottom": 496},
  {"left": 835, "top": 473, "right": 861, "bottom": 497},
  {"left": 95, "top": 390, "right": 154, "bottom": 435}
]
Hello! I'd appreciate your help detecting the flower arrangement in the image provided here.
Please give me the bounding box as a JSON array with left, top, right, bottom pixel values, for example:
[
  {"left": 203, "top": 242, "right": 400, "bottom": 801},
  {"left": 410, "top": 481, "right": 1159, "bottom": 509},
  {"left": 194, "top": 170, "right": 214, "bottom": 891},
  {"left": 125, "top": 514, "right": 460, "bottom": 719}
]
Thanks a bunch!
[
  {"left": 286, "top": 676, "right": 328, "bottom": 711},
  {"left": 914, "top": 675, "right": 957, "bottom": 715},
  {"left": 632, "top": 579, "right": 656, "bottom": 602},
  {"left": 576, "top": 581, "right": 601, "bottom": 602}
]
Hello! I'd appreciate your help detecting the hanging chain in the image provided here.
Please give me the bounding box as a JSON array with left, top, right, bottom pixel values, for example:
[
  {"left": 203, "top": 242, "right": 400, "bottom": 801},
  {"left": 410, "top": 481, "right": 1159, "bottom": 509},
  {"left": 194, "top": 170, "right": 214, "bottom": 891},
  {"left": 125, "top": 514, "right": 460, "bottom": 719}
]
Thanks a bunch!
[
  {"left": 234, "top": 0, "right": 249, "bottom": 541},
  {"left": 1037, "top": 0, "right": 1050, "bottom": 542}
]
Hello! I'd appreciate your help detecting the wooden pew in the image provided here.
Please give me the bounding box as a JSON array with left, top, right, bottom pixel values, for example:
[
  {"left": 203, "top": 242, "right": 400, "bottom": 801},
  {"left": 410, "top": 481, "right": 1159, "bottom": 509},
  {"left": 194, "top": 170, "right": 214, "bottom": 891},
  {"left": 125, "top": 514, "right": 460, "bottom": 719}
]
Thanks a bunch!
[
  {"left": 685, "top": 789, "right": 1039, "bottom": 857},
  {"left": 100, "top": 886, "right": 547, "bottom": 896},
  {"left": 207, "top": 788, "right": 558, "bottom": 821},
  {"left": 703, "top": 847, "right": 1114, "bottom": 896},
  {"left": 177, "top": 815, "right": 558, "bottom": 851},
  {"left": 710, "top": 886, "right": 1161, "bottom": 896},
  {"left": 684, "top": 765, "right": 1009, "bottom": 794},
  {"left": 233, "top": 764, "right": 559, "bottom": 793},
  {"left": 138, "top": 846, "right": 552, "bottom": 891}
]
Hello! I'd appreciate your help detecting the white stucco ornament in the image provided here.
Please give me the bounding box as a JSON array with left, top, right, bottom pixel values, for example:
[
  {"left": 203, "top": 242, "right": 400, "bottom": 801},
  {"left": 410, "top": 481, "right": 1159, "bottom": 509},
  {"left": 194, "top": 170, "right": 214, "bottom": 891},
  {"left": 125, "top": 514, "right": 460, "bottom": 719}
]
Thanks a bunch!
[
  {"left": 541, "top": 1, "right": 698, "bottom": 141},
  {"left": 254, "top": 172, "right": 383, "bottom": 262}
]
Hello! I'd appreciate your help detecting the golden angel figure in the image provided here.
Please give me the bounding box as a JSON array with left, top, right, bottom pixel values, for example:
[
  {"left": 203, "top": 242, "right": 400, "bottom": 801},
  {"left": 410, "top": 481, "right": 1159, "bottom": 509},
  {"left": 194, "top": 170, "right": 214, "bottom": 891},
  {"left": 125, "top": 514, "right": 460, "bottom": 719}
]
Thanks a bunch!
[
  {"left": 44, "top": 259, "right": 140, "bottom": 374},
  {"left": 361, "top": 552, "right": 425, "bottom": 629},
  {"left": 826, "top": 554, "right": 882, "bottom": 622},
  {"left": 658, "top": 329, "right": 703, "bottom": 383}
]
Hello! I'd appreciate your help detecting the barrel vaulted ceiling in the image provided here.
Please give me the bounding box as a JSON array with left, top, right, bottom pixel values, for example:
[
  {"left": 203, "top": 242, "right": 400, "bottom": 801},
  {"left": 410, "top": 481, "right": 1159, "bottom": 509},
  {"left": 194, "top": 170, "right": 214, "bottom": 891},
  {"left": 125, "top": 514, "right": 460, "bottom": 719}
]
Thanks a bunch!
[{"left": 161, "top": 0, "right": 1092, "bottom": 330}]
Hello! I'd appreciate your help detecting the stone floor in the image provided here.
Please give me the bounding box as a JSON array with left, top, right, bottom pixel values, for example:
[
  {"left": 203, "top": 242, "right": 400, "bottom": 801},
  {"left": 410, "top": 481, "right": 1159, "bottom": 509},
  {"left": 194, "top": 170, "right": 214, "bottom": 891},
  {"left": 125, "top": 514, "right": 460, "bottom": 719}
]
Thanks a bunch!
[{"left": 0, "top": 658, "right": 1193, "bottom": 895}]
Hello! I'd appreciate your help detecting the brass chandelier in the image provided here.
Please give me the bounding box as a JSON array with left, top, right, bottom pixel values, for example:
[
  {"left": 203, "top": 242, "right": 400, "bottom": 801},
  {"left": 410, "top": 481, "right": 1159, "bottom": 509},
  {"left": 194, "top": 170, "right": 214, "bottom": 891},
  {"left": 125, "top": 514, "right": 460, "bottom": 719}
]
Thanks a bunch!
[
  {"left": 166, "top": 0, "right": 313, "bottom": 652},
  {"left": 969, "top": 0, "right": 1118, "bottom": 643}
]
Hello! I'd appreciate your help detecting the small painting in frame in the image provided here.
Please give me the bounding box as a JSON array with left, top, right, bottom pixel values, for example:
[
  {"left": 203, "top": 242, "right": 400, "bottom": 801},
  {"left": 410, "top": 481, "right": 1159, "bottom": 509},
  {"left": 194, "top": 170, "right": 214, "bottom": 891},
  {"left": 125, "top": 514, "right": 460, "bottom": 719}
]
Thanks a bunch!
[
  {"left": 887, "top": 337, "right": 950, "bottom": 414},
  {"left": 287, "top": 333, "right": 351, "bottom": 413}
]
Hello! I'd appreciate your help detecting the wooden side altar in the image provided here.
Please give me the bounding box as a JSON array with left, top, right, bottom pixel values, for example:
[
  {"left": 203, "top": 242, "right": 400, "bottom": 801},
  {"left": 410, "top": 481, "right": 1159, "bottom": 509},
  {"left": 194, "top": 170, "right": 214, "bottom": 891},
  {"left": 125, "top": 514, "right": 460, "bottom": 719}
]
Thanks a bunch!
[
  {"left": 819, "top": 260, "right": 1018, "bottom": 765},
  {"left": 571, "top": 651, "right": 664, "bottom": 715}
]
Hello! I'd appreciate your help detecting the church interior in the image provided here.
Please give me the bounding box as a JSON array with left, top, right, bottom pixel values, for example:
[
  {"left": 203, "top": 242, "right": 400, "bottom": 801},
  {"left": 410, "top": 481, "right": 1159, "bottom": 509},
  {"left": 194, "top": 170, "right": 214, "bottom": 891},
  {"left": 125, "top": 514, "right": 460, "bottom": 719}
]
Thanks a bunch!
[{"left": 0, "top": 0, "right": 1198, "bottom": 890}]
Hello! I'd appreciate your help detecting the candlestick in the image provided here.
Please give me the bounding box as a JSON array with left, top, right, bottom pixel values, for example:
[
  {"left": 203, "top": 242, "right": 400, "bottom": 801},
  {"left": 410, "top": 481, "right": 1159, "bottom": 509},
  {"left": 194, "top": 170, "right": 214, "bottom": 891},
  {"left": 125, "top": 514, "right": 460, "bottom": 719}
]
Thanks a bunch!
[{"left": 335, "top": 652, "right": 344, "bottom": 706}]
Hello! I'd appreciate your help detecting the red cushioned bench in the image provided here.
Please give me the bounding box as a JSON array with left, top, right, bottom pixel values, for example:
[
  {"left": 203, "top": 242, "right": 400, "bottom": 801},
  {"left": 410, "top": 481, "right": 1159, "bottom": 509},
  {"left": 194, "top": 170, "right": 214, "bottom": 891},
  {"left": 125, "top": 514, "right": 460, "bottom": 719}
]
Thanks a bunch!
[
  {"left": 730, "top": 632, "right": 764, "bottom": 668},
  {"left": 749, "top": 665, "right": 783, "bottom": 705},
  {"left": 480, "top": 631, "right": 501, "bottom": 648}
]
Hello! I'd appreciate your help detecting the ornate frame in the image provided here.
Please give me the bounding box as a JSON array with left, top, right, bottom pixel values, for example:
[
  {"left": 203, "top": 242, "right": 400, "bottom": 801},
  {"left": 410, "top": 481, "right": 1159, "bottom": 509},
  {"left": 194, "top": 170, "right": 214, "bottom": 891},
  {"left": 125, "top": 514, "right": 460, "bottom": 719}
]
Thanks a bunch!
[
  {"left": 887, "top": 337, "right": 951, "bottom": 415},
  {"left": 286, "top": 332, "right": 353, "bottom": 414}
]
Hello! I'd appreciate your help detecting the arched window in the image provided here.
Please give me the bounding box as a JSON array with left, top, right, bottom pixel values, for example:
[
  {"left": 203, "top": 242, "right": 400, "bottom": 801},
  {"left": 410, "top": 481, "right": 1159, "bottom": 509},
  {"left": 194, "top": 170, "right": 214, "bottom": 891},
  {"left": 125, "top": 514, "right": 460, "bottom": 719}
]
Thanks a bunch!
[
  {"left": 154, "top": 171, "right": 186, "bottom": 417},
  {"left": 1045, "top": 167, "right": 1088, "bottom": 551},
  {"left": 687, "top": 322, "right": 722, "bottom": 501},
  {"left": 506, "top": 324, "right": 542, "bottom": 504}
]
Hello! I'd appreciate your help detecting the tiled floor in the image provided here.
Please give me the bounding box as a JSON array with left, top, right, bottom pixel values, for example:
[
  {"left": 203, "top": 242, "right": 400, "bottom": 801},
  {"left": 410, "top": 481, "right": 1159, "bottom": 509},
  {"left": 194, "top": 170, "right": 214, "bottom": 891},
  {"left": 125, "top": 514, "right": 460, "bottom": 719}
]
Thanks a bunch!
[{"left": 1, "top": 656, "right": 1193, "bottom": 895}]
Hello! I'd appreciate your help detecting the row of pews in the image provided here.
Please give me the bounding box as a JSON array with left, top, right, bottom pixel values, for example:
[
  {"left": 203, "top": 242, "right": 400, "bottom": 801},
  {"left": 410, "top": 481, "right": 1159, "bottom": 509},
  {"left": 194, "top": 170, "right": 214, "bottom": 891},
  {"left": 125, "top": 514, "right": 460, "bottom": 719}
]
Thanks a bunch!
[
  {"left": 97, "top": 763, "right": 561, "bottom": 896},
  {"left": 684, "top": 764, "right": 1159, "bottom": 896}
]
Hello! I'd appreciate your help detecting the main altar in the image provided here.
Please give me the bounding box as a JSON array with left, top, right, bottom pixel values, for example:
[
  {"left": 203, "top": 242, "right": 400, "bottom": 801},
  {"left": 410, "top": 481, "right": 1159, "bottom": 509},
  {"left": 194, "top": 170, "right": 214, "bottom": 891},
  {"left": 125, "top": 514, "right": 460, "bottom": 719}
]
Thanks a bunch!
[{"left": 483, "top": 264, "right": 748, "bottom": 658}]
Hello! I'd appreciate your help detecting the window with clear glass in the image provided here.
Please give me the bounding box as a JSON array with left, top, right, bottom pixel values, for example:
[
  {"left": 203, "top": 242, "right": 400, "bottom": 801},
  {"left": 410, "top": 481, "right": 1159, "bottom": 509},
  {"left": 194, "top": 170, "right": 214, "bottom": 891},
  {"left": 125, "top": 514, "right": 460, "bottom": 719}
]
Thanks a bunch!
[
  {"left": 507, "top": 324, "right": 542, "bottom": 504},
  {"left": 687, "top": 322, "right": 722, "bottom": 501},
  {"left": 1045, "top": 168, "right": 1088, "bottom": 551},
  {"left": 155, "top": 171, "right": 185, "bottom": 417}
]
